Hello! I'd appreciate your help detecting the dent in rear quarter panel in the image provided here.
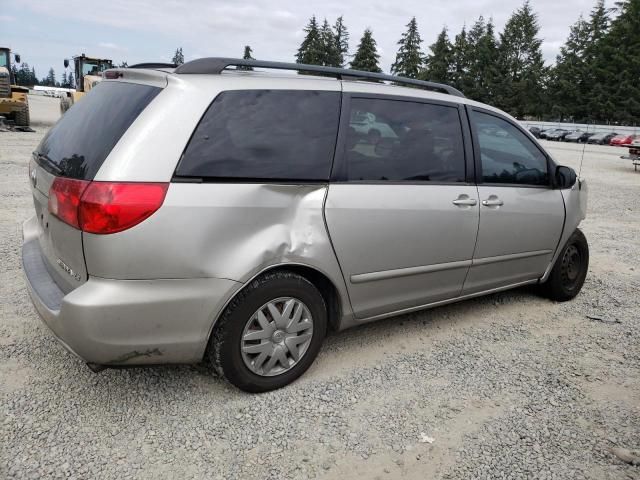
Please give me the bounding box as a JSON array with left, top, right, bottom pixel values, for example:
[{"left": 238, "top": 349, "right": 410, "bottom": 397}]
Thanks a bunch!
[{"left": 82, "top": 183, "right": 354, "bottom": 326}]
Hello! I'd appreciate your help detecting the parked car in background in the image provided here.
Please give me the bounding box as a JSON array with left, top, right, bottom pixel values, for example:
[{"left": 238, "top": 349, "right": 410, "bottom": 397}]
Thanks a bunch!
[
  {"left": 21, "top": 58, "right": 590, "bottom": 392},
  {"left": 539, "top": 129, "right": 555, "bottom": 139},
  {"left": 546, "top": 129, "right": 571, "bottom": 141},
  {"left": 564, "top": 131, "right": 594, "bottom": 143},
  {"left": 609, "top": 134, "right": 638, "bottom": 146},
  {"left": 587, "top": 132, "right": 617, "bottom": 145},
  {"left": 528, "top": 126, "right": 542, "bottom": 138}
]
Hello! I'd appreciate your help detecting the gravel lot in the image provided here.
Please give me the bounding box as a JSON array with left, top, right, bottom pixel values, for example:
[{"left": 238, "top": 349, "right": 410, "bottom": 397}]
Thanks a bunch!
[{"left": 1, "top": 98, "right": 639, "bottom": 479}]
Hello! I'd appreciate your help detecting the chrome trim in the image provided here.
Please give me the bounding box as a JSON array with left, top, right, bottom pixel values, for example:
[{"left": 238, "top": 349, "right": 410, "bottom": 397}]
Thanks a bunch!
[
  {"left": 471, "top": 249, "right": 552, "bottom": 266},
  {"left": 350, "top": 259, "right": 473, "bottom": 284},
  {"left": 350, "top": 250, "right": 551, "bottom": 285},
  {"left": 356, "top": 278, "right": 539, "bottom": 323}
]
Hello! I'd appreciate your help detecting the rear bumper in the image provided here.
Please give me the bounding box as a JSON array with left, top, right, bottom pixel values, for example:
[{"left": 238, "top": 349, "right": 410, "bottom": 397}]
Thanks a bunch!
[{"left": 22, "top": 215, "right": 239, "bottom": 367}]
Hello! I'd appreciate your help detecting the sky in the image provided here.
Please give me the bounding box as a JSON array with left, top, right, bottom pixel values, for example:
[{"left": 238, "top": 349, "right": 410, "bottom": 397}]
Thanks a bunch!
[{"left": 1, "top": 0, "right": 609, "bottom": 81}]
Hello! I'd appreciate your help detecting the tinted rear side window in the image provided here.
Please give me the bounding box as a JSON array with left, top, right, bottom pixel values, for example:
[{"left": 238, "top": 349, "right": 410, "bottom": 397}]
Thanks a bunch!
[
  {"left": 176, "top": 90, "right": 341, "bottom": 181},
  {"left": 36, "top": 81, "right": 161, "bottom": 180},
  {"left": 343, "top": 98, "right": 466, "bottom": 182}
]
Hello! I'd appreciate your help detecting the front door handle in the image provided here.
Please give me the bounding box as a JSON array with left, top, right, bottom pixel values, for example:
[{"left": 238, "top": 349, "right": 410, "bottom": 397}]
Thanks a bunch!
[
  {"left": 452, "top": 195, "right": 477, "bottom": 207},
  {"left": 482, "top": 195, "right": 504, "bottom": 207}
]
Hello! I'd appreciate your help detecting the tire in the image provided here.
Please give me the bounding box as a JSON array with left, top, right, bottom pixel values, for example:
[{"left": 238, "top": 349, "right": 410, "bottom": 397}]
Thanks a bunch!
[
  {"left": 60, "top": 96, "right": 72, "bottom": 114},
  {"left": 14, "top": 105, "right": 30, "bottom": 126},
  {"left": 206, "top": 271, "right": 327, "bottom": 393},
  {"left": 541, "top": 229, "right": 589, "bottom": 302}
]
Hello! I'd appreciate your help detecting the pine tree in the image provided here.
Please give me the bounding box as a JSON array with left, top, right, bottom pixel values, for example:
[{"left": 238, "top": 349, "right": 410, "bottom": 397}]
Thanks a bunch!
[
  {"left": 462, "top": 17, "right": 500, "bottom": 103},
  {"left": 450, "top": 26, "right": 471, "bottom": 93},
  {"left": 551, "top": 15, "right": 591, "bottom": 121},
  {"left": 172, "top": 48, "right": 184, "bottom": 65},
  {"left": 31, "top": 66, "right": 38, "bottom": 86},
  {"left": 596, "top": 0, "right": 640, "bottom": 123},
  {"left": 296, "top": 16, "right": 324, "bottom": 65},
  {"left": 350, "top": 28, "right": 382, "bottom": 73},
  {"left": 584, "top": 0, "right": 612, "bottom": 122},
  {"left": 495, "top": 1, "right": 546, "bottom": 118},
  {"left": 61, "top": 71, "right": 67, "bottom": 88},
  {"left": 46, "top": 68, "right": 56, "bottom": 87},
  {"left": 333, "top": 16, "right": 350, "bottom": 67},
  {"left": 391, "top": 17, "right": 424, "bottom": 78},
  {"left": 67, "top": 69, "right": 74, "bottom": 89},
  {"left": 239, "top": 45, "right": 254, "bottom": 71},
  {"left": 422, "top": 27, "right": 453, "bottom": 83},
  {"left": 319, "top": 19, "right": 341, "bottom": 67}
]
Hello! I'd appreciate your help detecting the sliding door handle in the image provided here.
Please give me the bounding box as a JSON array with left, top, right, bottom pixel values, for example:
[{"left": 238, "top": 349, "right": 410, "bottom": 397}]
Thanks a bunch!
[
  {"left": 452, "top": 196, "right": 477, "bottom": 206},
  {"left": 482, "top": 196, "right": 504, "bottom": 207}
]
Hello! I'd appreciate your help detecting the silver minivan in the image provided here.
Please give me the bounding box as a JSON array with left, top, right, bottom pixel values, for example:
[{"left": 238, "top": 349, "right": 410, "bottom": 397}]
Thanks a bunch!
[{"left": 22, "top": 58, "right": 588, "bottom": 392}]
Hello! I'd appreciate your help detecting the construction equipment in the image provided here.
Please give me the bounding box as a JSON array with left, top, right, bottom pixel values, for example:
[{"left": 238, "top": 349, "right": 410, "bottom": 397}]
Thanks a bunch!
[
  {"left": 0, "top": 47, "right": 30, "bottom": 126},
  {"left": 60, "top": 54, "right": 113, "bottom": 113}
]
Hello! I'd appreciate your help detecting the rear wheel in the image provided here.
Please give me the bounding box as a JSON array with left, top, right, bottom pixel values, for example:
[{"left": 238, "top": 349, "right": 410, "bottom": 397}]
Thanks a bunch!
[
  {"left": 206, "top": 271, "right": 327, "bottom": 392},
  {"left": 541, "top": 229, "right": 589, "bottom": 301}
]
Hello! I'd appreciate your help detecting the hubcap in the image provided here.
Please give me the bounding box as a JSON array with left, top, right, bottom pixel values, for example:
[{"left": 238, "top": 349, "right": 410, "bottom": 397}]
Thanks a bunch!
[
  {"left": 561, "top": 244, "right": 582, "bottom": 288},
  {"left": 241, "top": 297, "right": 314, "bottom": 377}
]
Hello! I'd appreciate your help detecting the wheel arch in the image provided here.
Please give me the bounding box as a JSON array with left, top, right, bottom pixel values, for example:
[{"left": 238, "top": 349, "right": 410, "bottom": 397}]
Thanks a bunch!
[{"left": 204, "top": 263, "right": 345, "bottom": 360}]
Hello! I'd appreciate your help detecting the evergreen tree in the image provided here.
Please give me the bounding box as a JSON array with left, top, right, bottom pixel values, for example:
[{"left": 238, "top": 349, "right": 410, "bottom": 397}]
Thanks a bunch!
[
  {"left": 597, "top": 0, "right": 640, "bottom": 123},
  {"left": 320, "top": 18, "right": 341, "bottom": 67},
  {"left": 495, "top": 1, "right": 546, "bottom": 118},
  {"left": 67, "top": 70, "right": 74, "bottom": 89},
  {"left": 350, "top": 28, "right": 382, "bottom": 73},
  {"left": 61, "top": 71, "right": 67, "bottom": 88},
  {"left": 474, "top": 19, "right": 500, "bottom": 103},
  {"left": 422, "top": 27, "right": 453, "bottom": 83},
  {"left": 46, "top": 68, "right": 56, "bottom": 87},
  {"left": 172, "top": 47, "right": 184, "bottom": 65},
  {"left": 239, "top": 45, "right": 254, "bottom": 70},
  {"left": 551, "top": 15, "right": 591, "bottom": 120},
  {"left": 31, "top": 66, "right": 38, "bottom": 86},
  {"left": 450, "top": 26, "right": 471, "bottom": 93},
  {"left": 391, "top": 17, "right": 424, "bottom": 78},
  {"left": 584, "top": 0, "right": 612, "bottom": 121},
  {"left": 296, "top": 15, "right": 324, "bottom": 65},
  {"left": 333, "top": 16, "right": 350, "bottom": 67}
]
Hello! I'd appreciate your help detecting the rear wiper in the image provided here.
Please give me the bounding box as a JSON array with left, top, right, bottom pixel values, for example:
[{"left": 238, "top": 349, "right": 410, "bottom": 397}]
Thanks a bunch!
[{"left": 34, "top": 152, "right": 63, "bottom": 175}]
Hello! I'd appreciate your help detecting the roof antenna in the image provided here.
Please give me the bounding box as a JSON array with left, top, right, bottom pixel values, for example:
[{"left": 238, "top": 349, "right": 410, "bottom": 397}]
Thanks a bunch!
[{"left": 578, "top": 121, "right": 588, "bottom": 178}]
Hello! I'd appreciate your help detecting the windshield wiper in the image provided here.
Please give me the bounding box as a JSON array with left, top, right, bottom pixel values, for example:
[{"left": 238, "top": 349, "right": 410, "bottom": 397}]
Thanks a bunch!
[{"left": 34, "top": 152, "right": 63, "bottom": 175}]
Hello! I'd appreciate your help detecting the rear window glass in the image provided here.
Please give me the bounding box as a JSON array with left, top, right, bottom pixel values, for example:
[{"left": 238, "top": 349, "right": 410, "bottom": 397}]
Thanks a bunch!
[
  {"left": 36, "top": 81, "right": 161, "bottom": 179},
  {"left": 176, "top": 90, "right": 341, "bottom": 181}
]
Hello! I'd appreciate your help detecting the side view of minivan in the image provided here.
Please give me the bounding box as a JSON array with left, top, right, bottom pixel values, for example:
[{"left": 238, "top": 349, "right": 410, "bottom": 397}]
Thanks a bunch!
[{"left": 22, "top": 58, "right": 589, "bottom": 392}]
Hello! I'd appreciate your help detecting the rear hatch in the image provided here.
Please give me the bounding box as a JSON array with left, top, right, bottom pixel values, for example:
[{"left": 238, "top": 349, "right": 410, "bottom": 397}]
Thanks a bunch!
[{"left": 30, "top": 80, "right": 161, "bottom": 293}]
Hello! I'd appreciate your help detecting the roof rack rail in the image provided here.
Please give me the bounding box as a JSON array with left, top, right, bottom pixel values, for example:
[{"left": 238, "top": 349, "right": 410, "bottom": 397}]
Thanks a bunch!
[
  {"left": 128, "top": 62, "right": 177, "bottom": 69},
  {"left": 174, "top": 58, "right": 465, "bottom": 98}
]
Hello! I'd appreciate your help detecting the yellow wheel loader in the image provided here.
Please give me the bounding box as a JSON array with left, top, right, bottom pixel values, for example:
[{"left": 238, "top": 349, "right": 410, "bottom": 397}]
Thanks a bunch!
[
  {"left": 60, "top": 54, "right": 113, "bottom": 113},
  {"left": 0, "top": 47, "right": 30, "bottom": 126}
]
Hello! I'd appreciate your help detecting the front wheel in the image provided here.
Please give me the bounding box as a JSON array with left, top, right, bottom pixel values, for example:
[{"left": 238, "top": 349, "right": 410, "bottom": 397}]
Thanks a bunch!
[
  {"left": 541, "top": 229, "right": 589, "bottom": 301},
  {"left": 206, "top": 271, "right": 327, "bottom": 393}
]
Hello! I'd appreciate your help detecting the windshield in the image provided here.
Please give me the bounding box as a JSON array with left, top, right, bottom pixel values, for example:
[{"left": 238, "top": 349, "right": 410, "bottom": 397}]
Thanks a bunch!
[
  {"left": 81, "top": 60, "right": 111, "bottom": 76},
  {"left": 0, "top": 51, "right": 8, "bottom": 68}
]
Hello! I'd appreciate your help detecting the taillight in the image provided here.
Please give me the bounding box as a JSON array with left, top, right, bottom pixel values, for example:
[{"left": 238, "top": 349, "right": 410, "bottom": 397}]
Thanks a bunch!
[
  {"left": 48, "top": 179, "right": 168, "bottom": 234},
  {"left": 48, "top": 178, "right": 90, "bottom": 229}
]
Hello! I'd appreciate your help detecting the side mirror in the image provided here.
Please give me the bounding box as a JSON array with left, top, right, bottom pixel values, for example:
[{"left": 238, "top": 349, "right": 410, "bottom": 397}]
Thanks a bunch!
[
  {"left": 64, "top": 58, "right": 69, "bottom": 68},
  {"left": 555, "top": 165, "right": 577, "bottom": 189},
  {"left": 14, "top": 54, "right": 20, "bottom": 64}
]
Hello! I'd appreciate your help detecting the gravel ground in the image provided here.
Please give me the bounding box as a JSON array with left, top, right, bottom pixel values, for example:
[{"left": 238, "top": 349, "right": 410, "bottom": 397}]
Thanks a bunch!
[{"left": 1, "top": 100, "right": 639, "bottom": 479}]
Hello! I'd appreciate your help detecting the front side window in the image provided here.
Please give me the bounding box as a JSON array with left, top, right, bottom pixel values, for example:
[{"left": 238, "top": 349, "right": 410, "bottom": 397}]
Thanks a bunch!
[
  {"left": 343, "top": 98, "right": 465, "bottom": 182},
  {"left": 177, "top": 90, "right": 341, "bottom": 181},
  {"left": 472, "top": 111, "right": 548, "bottom": 186}
]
